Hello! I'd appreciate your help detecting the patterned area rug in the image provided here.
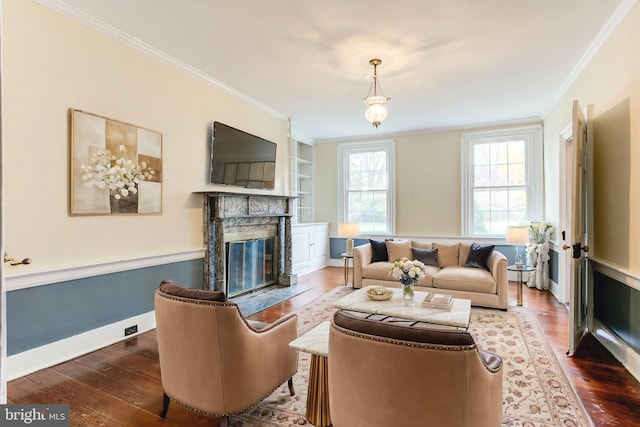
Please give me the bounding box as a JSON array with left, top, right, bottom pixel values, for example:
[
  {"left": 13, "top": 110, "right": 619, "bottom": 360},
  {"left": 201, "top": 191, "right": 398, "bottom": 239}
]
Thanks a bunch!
[{"left": 233, "top": 286, "right": 592, "bottom": 427}]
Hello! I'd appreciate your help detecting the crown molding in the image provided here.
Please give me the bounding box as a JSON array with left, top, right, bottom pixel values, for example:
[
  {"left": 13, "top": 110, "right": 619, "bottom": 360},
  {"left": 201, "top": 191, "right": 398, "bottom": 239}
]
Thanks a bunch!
[
  {"left": 314, "top": 116, "right": 543, "bottom": 144},
  {"left": 32, "top": 0, "right": 288, "bottom": 120},
  {"left": 540, "top": 0, "right": 640, "bottom": 119}
]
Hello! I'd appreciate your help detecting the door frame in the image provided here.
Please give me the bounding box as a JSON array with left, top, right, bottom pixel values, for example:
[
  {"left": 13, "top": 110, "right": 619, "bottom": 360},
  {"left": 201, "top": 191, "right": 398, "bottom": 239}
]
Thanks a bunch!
[
  {"left": 0, "top": 0, "right": 6, "bottom": 401},
  {"left": 558, "top": 123, "right": 572, "bottom": 304}
]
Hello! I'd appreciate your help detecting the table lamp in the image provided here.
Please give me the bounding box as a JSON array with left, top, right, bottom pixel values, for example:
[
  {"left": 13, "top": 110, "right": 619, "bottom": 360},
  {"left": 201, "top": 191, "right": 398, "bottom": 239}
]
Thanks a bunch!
[
  {"left": 506, "top": 226, "right": 529, "bottom": 268},
  {"left": 339, "top": 222, "right": 360, "bottom": 255}
]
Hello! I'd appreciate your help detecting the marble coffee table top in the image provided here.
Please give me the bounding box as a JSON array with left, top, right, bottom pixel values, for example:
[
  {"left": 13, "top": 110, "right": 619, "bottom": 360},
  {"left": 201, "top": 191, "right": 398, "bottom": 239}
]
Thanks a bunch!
[
  {"left": 289, "top": 321, "right": 330, "bottom": 357},
  {"left": 333, "top": 286, "right": 471, "bottom": 329}
]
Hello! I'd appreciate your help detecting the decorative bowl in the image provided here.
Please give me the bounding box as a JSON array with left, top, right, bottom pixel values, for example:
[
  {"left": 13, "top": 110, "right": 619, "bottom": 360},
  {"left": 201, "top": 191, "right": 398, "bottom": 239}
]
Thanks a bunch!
[{"left": 367, "top": 287, "right": 393, "bottom": 301}]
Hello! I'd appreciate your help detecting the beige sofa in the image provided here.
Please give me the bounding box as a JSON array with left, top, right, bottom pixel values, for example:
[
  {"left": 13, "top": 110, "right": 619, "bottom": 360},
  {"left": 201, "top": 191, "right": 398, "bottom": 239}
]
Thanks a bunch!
[{"left": 353, "top": 239, "right": 508, "bottom": 309}]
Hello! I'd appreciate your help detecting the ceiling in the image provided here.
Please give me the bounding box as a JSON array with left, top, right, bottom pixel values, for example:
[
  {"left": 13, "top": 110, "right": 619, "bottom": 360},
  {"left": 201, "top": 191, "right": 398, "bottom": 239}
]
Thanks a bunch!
[{"left": 52, "top": 0, "right": 630, "bottom": 141}]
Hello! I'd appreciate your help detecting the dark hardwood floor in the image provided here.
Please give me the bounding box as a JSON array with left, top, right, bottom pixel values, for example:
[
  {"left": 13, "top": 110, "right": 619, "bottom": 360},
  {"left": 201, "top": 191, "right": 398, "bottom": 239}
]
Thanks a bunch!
[{"left": 8, "top": 267, "right": 640, "bottom": 426}]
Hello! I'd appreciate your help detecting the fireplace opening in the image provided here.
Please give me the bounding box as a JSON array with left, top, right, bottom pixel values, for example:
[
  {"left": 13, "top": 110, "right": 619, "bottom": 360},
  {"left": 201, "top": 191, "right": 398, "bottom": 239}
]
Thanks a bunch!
[{"left": 226, "top": 237, "right": 275, "bottom": 298}]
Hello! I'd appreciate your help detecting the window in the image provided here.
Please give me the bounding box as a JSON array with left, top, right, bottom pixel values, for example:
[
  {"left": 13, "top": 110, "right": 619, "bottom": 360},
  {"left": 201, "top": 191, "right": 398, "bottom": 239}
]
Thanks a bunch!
[
  {"left": 461, "top": 125, "right": 543, "bottom": 237},
  {"left": 338, "top": 141, "right": 395, "bottom": 235}
]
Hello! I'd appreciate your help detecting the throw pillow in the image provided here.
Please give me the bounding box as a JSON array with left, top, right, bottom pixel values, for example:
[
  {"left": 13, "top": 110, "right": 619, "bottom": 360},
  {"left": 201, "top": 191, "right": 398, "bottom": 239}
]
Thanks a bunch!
[
  {"left": 386, "top": 240, "right": 412, "bottom": 261},
  {"left": 412, "top": 247, "right": 439, "bottom": 267},
  {"left": 458, "top": 243, "right": 472, "bottom": 266},
  {"left": 433, "top": 243, "right": 459, "bottom": 267},
  {"left": 370, "top": 238, "right": 392, "bottom": 262},
  {"left": 464, "top": 243, "right": 495, "bottom": 271}
]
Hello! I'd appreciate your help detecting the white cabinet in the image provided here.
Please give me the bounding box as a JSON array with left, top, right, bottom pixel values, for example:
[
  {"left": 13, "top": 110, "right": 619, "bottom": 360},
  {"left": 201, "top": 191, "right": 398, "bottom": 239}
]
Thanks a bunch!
[
  {"left": 292, "top": 139, "right": 314, "bottom": 223},
  {"left": 292, "top": 223, "right": 329, "bottom": 275}
]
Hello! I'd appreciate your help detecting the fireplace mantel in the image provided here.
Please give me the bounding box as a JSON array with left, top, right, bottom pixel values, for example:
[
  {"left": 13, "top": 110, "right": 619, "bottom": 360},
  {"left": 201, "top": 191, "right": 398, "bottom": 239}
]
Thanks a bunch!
[{"left": 197, "top": 192, "right": 297, "bottom": 294}]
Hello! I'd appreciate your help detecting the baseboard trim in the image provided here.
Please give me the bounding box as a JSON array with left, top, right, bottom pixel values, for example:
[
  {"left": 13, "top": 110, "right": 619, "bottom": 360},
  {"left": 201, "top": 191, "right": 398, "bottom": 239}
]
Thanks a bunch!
[
  {"left": 6, "top": 311, "right": 156, "bottom": 381},
  {"left": 548, "top": 279, "right": 562, "bottom": 303},
  {"left": 592, "top": 319, "right": 640, "bottom": 383},
  {"left": 6, "top": 248, "right": 205, "bottom": 291}
]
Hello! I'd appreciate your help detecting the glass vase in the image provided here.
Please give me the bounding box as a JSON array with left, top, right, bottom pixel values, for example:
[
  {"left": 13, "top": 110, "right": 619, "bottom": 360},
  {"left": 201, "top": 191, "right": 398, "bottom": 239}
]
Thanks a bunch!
[{"left": 402, "top": 282, "right": 415, "bottom": 305}]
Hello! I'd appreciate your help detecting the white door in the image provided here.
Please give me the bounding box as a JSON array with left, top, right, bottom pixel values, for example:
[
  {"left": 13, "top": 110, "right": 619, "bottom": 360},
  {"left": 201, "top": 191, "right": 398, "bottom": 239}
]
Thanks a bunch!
[{"left": 565, "top": 100, "right": 591, "bottom": 355}]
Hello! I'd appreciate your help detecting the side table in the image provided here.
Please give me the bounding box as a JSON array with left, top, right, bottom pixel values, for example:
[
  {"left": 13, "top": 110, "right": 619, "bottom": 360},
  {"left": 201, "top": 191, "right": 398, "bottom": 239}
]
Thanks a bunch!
[
  {"left": 508, "top": 265, "right": 535, "bottom": 306},
  {"left": 289, "top": 321, "right": 331, "bottom": 427},
  {"left": 341, "top": 252, "right": 353, "bottom": 286}
]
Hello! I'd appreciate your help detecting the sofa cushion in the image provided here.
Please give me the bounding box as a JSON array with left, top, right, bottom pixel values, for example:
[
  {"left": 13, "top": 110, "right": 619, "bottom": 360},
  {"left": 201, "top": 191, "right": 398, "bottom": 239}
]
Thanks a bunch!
[
  {"left": 411, "top": 240, "right": 433, "bottom": 249},
  {"left": 464, "top": 243, "right": 495, "bottom": 271},
  {"left": 362, "top": 261, "right": 395, "bottom": 281},
  {"left": 420, "top": 266, "right": 440, "bottom": 285},
  {"left": 159, "top": 281, "right": 227, "bottom": 301},
  {"left": 386, "top": 240, "right": 412, "bottom": 261},
  {"left": 412, "top": 247, "right": 439, "bottom": 267},
  {"left": 434, "top": 243, "right": 459, "bottom": 267},
  {"left": 370, "top": 239, "right": 391, "bottom": 262},
  {"left": 333, "top": 310, "right": 475, "bottom": 346},
  {"left": 433, "top": 266, "right": 496, "bottom": 294}
]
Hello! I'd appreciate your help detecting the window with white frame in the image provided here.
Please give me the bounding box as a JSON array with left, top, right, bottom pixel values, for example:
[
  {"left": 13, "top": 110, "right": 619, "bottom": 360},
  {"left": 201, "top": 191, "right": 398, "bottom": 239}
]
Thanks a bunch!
[
  {"left": 461, "top": 125, "right": 543, "bottom": 237},
  {"left": 338, "top": 141, "right": 395, "bottom": 235}
]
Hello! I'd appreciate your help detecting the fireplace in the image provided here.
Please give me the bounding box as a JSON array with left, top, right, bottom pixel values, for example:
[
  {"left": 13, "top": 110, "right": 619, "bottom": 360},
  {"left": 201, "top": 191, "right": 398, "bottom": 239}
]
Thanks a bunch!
[
  {"left": 226, "top": 232, "right": 275, "bottom": 297},
  {"left": 199, "top": 192, "right": 296, "bottom": 296}
]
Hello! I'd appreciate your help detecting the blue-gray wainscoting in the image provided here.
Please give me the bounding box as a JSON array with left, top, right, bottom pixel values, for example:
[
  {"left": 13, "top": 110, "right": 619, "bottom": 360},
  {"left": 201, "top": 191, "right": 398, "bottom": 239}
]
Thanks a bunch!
[
  {"left": 6, "top": 259, "right": 203, "bottom": 356},
  {"left": 594, "top": 270, "right": 640, "bottom": 354}
]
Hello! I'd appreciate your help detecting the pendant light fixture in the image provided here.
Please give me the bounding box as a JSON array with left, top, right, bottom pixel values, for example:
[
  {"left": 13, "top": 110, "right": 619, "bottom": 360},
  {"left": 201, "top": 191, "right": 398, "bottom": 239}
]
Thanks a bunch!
[{"left": 364, "top": 58, "right": 390, "bottom": 128}]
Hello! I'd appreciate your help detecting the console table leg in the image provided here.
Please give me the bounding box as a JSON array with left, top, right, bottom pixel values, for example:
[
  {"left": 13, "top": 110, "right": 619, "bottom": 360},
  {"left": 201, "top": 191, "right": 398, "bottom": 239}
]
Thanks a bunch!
[
  {"left": 517, "top": 270, "right": 523, "bottom": 306},
  {"left": 343, "top": 257, "right": 348, "bottom": 286}
]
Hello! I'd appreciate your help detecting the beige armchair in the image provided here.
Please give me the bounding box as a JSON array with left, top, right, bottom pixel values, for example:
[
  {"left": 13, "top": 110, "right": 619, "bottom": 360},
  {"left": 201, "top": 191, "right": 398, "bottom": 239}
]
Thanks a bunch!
[
  {"left": 328, "top": 310, "right": 503, "bottom": 427},
  {"left": 154, "top": 281, "right": 298, "bottom": 426}
]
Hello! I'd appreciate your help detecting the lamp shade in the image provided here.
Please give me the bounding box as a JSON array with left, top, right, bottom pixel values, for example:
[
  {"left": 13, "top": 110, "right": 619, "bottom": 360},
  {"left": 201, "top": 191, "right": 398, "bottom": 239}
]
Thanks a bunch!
[
  {"left": 506, "top": 226, "right": 529, "bottom": 244},
  {"left": 339, "top": 222, "right": 360, "bottom": 237}
]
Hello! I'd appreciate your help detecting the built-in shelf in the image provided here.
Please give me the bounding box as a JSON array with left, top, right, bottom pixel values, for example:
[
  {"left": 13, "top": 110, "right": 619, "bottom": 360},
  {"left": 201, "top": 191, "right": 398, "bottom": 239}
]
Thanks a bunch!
[{"left": 292, "top": 139, "right": 314, "bottom": 223}]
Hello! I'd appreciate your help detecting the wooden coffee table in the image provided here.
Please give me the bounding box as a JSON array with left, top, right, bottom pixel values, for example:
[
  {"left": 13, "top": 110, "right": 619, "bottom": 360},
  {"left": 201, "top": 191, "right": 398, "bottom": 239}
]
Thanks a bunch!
[{"left": 333, "top": 286, "right": 471, "bottom": 329}]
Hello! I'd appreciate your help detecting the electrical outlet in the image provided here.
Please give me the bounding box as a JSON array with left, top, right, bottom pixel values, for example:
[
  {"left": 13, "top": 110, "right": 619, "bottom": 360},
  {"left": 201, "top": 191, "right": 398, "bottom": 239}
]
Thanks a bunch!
[{"left": 124, "top": 325, "right": 138, "bottom": 336}]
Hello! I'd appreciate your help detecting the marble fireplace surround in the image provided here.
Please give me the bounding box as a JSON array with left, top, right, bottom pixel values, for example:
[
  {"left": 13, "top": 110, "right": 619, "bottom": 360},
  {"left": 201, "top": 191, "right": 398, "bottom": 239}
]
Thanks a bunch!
[{"left": 200, "top": 192, "right": 297, "bottom": 295}]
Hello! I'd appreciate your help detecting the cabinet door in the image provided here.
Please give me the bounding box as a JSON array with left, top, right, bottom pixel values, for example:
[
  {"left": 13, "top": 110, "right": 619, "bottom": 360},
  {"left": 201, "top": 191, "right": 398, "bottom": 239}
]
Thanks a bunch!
[
  {"left": 292, "top": 231, "right": 311, "bottom": 268},
  {"left": 311, "top": 229, "right": 328, "bottom": 260}
]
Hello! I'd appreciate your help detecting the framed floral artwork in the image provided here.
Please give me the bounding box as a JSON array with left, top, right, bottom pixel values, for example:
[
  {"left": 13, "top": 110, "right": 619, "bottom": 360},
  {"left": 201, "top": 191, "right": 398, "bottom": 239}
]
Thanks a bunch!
[{"left": 70, "top": 109, "right": 163, "bottom": 215}]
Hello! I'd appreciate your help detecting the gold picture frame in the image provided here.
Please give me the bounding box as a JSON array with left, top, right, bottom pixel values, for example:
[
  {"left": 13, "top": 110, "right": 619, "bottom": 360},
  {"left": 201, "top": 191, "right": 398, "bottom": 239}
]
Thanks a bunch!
[{"left": 70, "top": 109, "right": 163, "bottom": 215}]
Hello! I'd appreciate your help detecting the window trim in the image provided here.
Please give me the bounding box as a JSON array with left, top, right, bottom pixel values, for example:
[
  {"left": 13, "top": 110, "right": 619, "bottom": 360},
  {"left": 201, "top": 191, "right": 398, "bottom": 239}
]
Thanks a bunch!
[
  {"left": 461, "top": 125, "right": 543, "bottom": 237},
  {"left": 337, "top": 140, "right": 396, "bottom": 236}
]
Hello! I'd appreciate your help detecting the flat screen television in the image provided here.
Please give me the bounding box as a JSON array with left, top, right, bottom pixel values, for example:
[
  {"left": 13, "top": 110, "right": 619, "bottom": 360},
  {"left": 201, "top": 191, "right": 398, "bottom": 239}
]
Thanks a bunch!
[{"left": 209, "top": 121, "right": 277, "bottom": 189}]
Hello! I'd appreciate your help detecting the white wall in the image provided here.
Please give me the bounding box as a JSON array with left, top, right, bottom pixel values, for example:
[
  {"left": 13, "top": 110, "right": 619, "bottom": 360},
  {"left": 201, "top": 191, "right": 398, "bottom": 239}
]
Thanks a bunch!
[
  {"left": 542, "top": 2, "right": 640, "bottom": 272},
  {"left": 2, "top": 0, "right": 290, "bottom": 274},
  {"left": 315, "top": 122, "right": 540, "bottom": 238}
]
